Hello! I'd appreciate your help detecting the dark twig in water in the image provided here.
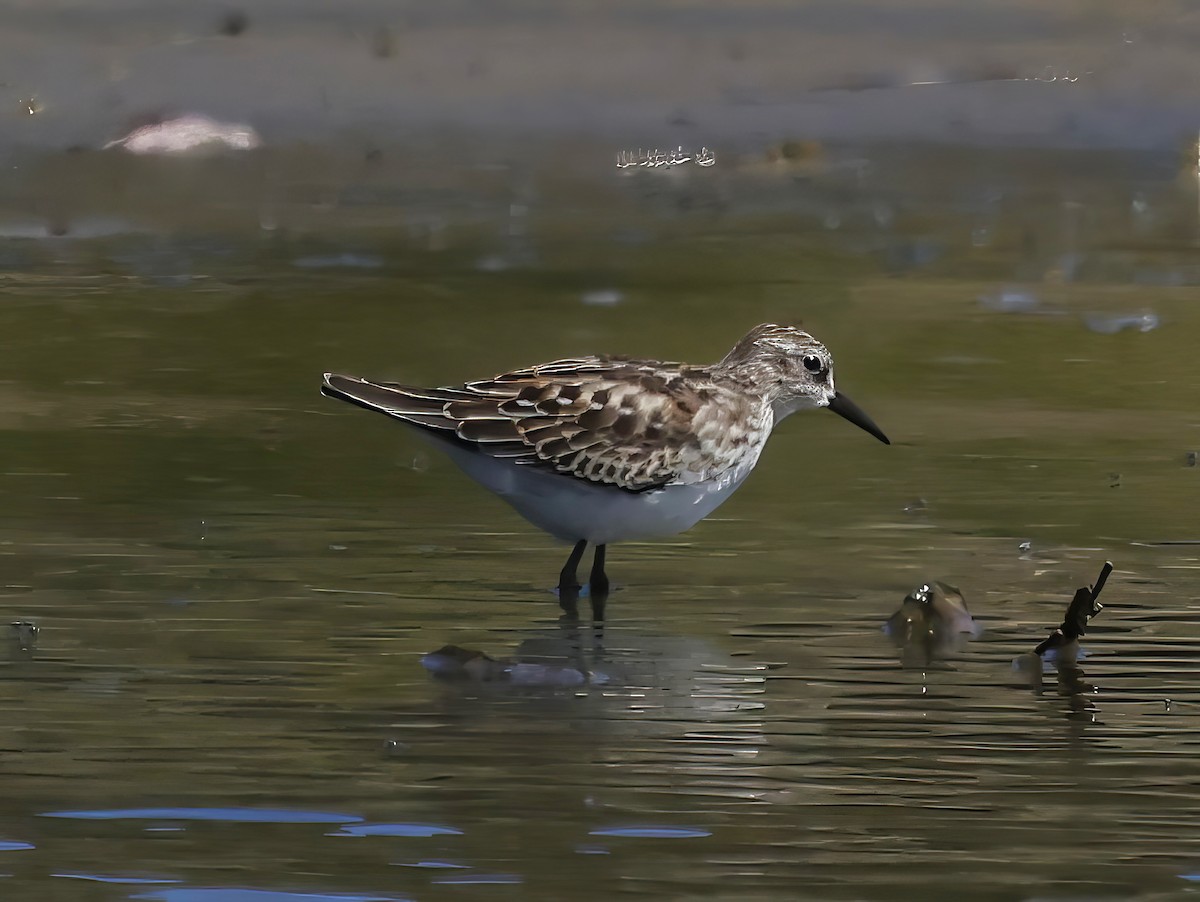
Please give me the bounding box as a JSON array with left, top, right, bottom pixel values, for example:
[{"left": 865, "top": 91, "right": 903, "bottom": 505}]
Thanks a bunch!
[{"left": 1033, "top": 561, "right": 1112, "bottom": 655}]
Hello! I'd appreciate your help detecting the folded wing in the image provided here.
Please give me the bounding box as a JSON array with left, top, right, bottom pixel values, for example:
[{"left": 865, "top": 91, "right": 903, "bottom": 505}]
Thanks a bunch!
[{"left": 322, "top": 358, "right": 756, "bottom": 493}]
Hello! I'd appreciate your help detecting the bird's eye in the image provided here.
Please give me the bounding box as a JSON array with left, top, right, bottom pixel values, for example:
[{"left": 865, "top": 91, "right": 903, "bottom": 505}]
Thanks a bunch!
[{"left": 801, "top": 354, "right": 823, "bottom": 374}]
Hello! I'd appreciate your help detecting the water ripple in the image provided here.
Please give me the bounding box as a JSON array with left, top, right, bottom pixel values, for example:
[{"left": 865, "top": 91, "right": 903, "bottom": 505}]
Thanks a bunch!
[
  {"left": 589, "top": 826, "right": 712, "bottom": 839},
  {"left": 329, "top": 823, "right": 463, "bottom": 838},
  {"left": 40, "top": 808, "right": 361, "bottom": 824}
]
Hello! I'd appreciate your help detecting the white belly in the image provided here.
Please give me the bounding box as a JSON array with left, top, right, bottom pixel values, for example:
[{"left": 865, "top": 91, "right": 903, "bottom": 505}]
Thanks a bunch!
[{"left": 437, "top": 440, "right": 757, "bottom": 545}]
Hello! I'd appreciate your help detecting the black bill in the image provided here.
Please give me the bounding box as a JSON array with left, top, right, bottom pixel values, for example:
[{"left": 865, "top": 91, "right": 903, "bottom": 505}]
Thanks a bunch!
[{"left": 827, "top": 392, "right": 890, "bottom": 445}]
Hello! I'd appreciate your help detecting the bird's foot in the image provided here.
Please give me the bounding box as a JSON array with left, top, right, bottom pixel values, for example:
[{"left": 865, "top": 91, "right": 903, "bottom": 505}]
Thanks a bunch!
[
  {"left": 587, "top": 578, "right": 609, "bottom": 622},
  {"left": 556, "top": 582, "right": 582, "bottom": 617}
]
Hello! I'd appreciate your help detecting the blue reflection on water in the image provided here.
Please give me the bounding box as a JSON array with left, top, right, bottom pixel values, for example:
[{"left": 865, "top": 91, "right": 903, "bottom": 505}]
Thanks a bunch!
[
  {"left": 328, "top": 823, "right": 462, "bottom": 838},
  {"left": 40, "top": 808, "right": 362, "bottom": 824},
  {"left": 0, "top": 841, "right": 35, "bottom": 851},
  {"left": 132, "top": 891, "right": 404, "bottom": 902},
  {"left": 391, "top": 860, "right": 470, "bottom": 869},
  {"left": 588, "top": 826, "right": 712, "bottom": 838}
]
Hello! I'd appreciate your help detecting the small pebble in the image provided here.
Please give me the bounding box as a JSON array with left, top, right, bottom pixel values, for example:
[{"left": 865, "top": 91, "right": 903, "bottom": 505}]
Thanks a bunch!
[{"left": 383, "top": 739, "right": 407, "bottom": 757}]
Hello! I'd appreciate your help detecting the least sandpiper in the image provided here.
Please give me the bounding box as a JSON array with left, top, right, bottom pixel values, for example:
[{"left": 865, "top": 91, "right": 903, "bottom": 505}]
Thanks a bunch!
[{"left": 321, "top": 323, "right": 889, "bottom": 613}]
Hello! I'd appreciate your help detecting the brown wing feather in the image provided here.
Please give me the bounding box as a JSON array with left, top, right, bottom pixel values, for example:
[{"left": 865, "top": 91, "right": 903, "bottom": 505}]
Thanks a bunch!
[{"left": 322, "top": 358, "right": 764, "bottom": 492}]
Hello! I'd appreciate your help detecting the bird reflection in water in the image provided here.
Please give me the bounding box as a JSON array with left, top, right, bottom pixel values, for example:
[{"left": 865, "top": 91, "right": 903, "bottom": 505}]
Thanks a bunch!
[
  {"left": 420, "top": 641, "right": 607, "bottom": 689},
  {"left": 5, "top": 620, "right": 39, "bottom": 663},
  {"left": 422, "top": 614, "right": 611, "bottom": 690},
  {"left": 1048, "top": 643, "right": 1099, "bottom": 725},
  {"left": 1012, "top": 561, "right": 1112, "bottom": 725},
  {"left": 558, "top": 580, "right": 607, "bottom": 622}
]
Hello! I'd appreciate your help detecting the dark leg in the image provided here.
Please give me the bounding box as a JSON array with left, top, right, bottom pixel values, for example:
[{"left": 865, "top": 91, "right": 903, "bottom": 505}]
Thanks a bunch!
[
  {"left": 588, "top": 544, "right": 610, "bottom": 620},
  {"left": 558, "top": 539, "right": 588, "bottom": 614}
]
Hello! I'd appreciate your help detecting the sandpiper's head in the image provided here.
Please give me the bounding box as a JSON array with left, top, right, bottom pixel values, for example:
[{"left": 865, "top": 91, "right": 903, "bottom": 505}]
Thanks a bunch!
[{"left": 721, "top": 324, "right": 890, "bottom": 444}]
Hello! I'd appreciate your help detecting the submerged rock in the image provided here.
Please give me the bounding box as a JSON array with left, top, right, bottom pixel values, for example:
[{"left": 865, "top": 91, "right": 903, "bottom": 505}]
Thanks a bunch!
[
  {"left": 884, "top": 581, "right": 978, "bottom": 667},
  {"left": 8, "top": 620, "right": 38, "bottom": 651}
]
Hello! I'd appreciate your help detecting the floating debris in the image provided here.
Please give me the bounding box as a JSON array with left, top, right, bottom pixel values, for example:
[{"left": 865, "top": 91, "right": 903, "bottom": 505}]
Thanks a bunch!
[
  {"left": 1082, "top": 311, "right": 1159, "bottom": 334},
  {"left": 104, "top": 114, "right": 262, "bottom": 155},
  {"left": 1011, "top": 561, "right": 1111, "bottom": 688},
  {"left": 1186, "top": 451, "right": 1197, "bottom": 468},
  {"left": 884, "top": 581, "right": 979, "bottom": 667}
]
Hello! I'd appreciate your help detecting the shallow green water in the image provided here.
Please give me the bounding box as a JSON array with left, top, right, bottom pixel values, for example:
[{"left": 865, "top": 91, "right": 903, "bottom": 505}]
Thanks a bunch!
[{"left": 2, "top": 139, "right": 1200, "bottom": 901}]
